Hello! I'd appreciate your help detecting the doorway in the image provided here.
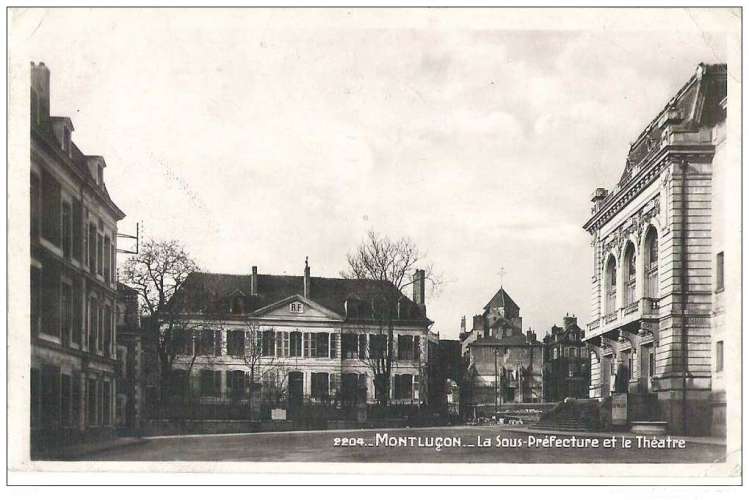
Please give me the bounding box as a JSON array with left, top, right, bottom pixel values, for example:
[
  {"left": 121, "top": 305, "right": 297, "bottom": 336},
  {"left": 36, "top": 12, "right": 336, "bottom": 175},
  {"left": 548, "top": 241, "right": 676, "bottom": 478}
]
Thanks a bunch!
[{"left": 288, "top": 371, "right": 304, "bottom": 417}]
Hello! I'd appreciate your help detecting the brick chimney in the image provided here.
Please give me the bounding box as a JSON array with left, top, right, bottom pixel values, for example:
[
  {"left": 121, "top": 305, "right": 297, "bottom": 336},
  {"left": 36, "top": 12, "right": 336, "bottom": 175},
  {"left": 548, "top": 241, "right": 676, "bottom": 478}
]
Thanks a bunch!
[
  {"left": 303, "top": 257, "right": 310, "bottom": 298},
  {"left": 250, "top": 266, "right": 258, "bottom": 295},
  {"left": 412, "top": 269, "right": 425, "bottom": 305},
  {"left": 460, "top": 315, "right": 466, "bottom": 335},
  {"left": 30, "top": 62, "right": 50, "bottom": 126}
]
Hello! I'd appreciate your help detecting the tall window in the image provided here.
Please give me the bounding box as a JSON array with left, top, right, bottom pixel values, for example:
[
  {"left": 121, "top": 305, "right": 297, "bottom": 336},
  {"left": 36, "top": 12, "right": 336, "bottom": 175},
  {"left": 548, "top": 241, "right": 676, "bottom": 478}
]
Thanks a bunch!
[
  {"left": 394, "top": 374, "right": 413, "bottom": 399},
  {"left": 72, "top": 279, "right": 82, "bottom": 345},
  {"left": 605, "top": 256, "right": 617, "bottom": 314},
  {"left": 103, "top": 305, "right": 112, "bottom": 357},
  {"left": 41, "top": 262, "right": 60, "bottom": 338},
  {"left": 88, "top": 223, "right": 96, "bottom": 270},
  {"left": 304, "top": 332, "right": 329, "bottom": 358},
  {"left": 227, "top": 330, "right": 245, "bottom": 357},
  {"left": 289, "top": 331, "right": 302, "bottom": 357},
  {"left": 87, "top": 379, "right": 97, "bottom": 426},
  {"left": 624, "top": 244, "right": 636, "bottom": 306},
  {"left": 370, "top": 334, "right": 387, "bottom": 359},
  {"left": 102, "top": 381, "right": 111, "bottom": 425},
  {"left": 645, "top": 228, "right": 659, "bottom": 299},
  {"left": 716, "top": 252, "right": 725, "bottom": 292},
  {"left": 397, "top": 335, "right": 415, "bottom": 361},
  {"left": 61, "top": 283, "right": 72, "bottom": 346},
  {"left": 262, "top": 331, "right": 276, "bottom": 357},
  {"left": 342, "top": 334, "right": 359, "bottom": 359},
  {"left": 173, "top": 329, "right": 194, "bottom": 356},
  {"left": 198, "top": 330, "right": 221, "bottom": 356},
  {"left": 311, "top": 372, "right": 329, "bottom": 399},
  {"left": 716, "top": 341, "right": 724, "bottom": 372},
  {"left": 41, "top": 170, "right": 61, "bottom": 246},
  {"left": 62, "top": 202, "right": 71, "bottom": 259},
  {"left": 103, "top": 236, "right": 111, "bottom": 285},
  {"left": 96, "top": 232, "right": 103, "bottom": 275},
  {"left": 88, "top": 297, "right": 98, "bottom": 352},
  {"left": 227, "top": 370, "right": 245, "bottom": 399},
  {"left": 72, "top": 199, "right": 82, "bottom": 261}
]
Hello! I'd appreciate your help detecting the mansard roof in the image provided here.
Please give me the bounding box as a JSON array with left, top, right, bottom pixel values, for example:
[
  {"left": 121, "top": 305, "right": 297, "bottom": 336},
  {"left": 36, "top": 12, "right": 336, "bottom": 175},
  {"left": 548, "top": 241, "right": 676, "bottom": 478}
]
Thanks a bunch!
[
  {"left": 177, "top": 271, "right": 431, "bottom": 324},
  {"left": 617, "top": 63, "right": 727, "bottom": 186},
  {"left": 583, "top": 63, "right": 727, "bottom": 232},
  {"left": 32, "top": 118, "right": 125, "bottom": 220}
]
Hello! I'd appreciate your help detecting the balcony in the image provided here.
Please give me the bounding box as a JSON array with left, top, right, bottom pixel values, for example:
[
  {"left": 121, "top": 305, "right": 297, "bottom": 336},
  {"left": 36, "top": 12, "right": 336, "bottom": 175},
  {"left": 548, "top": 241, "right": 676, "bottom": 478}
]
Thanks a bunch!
[{"left": 585, "top": 297, "right": 662, "bottom": 341}]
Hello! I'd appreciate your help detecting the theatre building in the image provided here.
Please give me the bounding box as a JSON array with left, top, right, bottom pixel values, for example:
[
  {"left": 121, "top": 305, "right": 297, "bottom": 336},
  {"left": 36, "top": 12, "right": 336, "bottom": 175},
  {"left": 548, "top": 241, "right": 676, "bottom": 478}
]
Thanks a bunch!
[
  {"left": 583, "top": 63, "right": 728, "bottom": 435},
  {"left": 165, "top": 261, "right": 434, "bottom": 415},
  {"left": 30, "top": 62, "right": 126, "bottom": 454}
]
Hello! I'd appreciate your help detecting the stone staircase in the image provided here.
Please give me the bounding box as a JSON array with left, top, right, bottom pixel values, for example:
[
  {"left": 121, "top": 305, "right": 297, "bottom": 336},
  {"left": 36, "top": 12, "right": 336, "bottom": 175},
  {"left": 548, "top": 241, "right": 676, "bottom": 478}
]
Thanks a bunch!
[{"left": 529, "top": 398, "right": 602, "bottom": 432}]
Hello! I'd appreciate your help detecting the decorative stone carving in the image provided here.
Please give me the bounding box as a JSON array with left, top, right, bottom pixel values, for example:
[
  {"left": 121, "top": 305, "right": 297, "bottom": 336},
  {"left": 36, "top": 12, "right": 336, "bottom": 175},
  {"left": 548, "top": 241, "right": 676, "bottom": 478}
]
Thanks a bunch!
[{"left": 660, "top": 168, "right": 672, "bottom": 234}]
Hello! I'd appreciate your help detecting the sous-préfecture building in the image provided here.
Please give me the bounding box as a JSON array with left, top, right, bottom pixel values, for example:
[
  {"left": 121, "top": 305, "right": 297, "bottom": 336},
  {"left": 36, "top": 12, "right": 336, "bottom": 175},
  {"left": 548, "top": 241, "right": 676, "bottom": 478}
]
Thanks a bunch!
[
  {"left": 164, "top": 260, "right": 436, "bottom": 416},
  {"left": 583, "top": 63, "right": 731, "bottom": 436}
]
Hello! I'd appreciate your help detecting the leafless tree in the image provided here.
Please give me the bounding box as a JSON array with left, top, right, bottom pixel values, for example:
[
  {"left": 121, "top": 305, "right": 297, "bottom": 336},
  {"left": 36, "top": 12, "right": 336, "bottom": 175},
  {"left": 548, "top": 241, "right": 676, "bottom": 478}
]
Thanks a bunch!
[
  {"left": 234, "top": 319, "right": 288, "bottom": 418},
  {"left": 341, "top": 231, "right": 439, "bottom": 406},
  {"left": 119, "top": 238, "right": 199, "bottom": 405}
]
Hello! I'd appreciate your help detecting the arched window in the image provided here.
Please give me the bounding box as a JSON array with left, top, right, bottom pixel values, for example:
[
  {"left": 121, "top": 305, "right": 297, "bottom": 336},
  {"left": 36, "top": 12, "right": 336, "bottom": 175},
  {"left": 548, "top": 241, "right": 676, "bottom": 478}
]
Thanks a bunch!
[
  {"left": 645, "top": 228, "right": 659, "bottom": 299},
  {"left": 624, "top": 243, "right": 637, "bottom": 306},
  {"left": 605, "top": 255, "right": 617, "bottom": 314}
]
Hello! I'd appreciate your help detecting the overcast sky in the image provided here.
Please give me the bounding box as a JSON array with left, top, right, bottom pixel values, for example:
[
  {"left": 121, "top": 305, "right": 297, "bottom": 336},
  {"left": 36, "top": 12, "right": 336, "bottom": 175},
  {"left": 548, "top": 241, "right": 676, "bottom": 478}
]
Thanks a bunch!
[{"left": 14, "top": 9, "right": 729, "bottom": 339}]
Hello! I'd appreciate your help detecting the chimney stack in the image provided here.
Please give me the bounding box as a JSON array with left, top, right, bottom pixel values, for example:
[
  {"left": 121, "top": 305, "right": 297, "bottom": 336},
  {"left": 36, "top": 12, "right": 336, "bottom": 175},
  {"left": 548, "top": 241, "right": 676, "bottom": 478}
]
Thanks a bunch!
[
  {"left": 251, "top": 266, "right": 258, "bottom": 295},
  {"left": 460, "top": 315, "right": 466, "bottom": 335},
  {"left": 30, "top": 62, "right": 50, "bottom": 125},
  {"left": 412, "top": 269, "right": 425, "bottom": 305},
  {"left": 303, "top": 257, "right": 311, "bottom": 298}
]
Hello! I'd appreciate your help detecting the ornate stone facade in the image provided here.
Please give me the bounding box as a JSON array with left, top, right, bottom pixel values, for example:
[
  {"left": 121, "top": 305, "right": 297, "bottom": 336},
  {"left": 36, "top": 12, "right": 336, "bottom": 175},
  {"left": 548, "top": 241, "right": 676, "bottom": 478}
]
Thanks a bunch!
[{"left": 583, "top": 63, "right": 728, "bottom": 436}]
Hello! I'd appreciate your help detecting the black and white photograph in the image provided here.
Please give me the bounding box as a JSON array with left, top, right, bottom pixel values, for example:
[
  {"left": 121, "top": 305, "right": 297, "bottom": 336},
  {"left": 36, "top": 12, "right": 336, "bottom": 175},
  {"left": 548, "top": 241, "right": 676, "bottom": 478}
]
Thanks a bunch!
[{"left": 5, "top": 5, "right": 743, "bottom": 485}]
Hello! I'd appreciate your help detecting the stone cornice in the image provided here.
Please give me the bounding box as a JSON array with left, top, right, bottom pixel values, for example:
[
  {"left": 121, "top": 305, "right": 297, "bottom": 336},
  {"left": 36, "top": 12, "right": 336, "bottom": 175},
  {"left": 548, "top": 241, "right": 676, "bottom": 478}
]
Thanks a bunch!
[{"left": 583, "top": 144, "right": 715, "bottom": 233}]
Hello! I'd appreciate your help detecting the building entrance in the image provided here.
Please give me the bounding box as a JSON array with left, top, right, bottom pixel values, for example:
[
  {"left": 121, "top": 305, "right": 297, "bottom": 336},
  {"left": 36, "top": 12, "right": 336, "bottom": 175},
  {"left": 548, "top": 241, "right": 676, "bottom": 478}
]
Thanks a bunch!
[{"left": 288, "top": 372, "right": 303, "bottom": 416}]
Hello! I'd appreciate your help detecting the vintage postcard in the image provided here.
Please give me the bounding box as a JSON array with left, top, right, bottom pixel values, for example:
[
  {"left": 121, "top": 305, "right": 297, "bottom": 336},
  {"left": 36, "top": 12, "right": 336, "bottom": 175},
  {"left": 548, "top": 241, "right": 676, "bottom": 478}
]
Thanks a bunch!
[{"left": 5, "top": 5, "right": 743, "bottom": 485}]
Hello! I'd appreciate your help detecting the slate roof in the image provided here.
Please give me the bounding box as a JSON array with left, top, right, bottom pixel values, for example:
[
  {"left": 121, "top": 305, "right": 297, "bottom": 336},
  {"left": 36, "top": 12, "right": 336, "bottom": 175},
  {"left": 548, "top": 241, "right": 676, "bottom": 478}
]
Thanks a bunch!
[
  {"left": 619, "top": 63, "right": 727, "bottom": 186},
  {"left": 32, "top": 116, "right": 125, "bottom": 219},
  {"left": 177, "top": 271, "right": 431, "bottom": 324},
  {"left": 483, "top": 287, "right": 519, "bottom": 313}
]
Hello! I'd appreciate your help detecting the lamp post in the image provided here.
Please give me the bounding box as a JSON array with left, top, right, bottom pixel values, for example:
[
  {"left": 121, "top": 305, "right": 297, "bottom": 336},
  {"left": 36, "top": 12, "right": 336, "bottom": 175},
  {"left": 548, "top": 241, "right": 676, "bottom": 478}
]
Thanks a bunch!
[{"left": 494, "top": 347, "right": 499, "bottom": 416}]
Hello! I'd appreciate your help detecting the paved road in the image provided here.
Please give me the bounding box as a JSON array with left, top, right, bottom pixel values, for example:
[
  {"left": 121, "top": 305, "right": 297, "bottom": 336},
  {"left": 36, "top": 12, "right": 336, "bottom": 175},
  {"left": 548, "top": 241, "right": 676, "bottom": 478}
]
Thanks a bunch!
[{"left": 85, "top": 426, "right": 726, "bottom": 463}]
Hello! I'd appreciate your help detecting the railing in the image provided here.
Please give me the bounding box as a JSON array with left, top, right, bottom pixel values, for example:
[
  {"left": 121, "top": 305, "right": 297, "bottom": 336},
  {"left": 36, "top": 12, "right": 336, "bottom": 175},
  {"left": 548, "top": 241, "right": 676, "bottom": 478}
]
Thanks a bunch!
[
  {"left": 623, "top": 301, "right": 639, "bottom": 315},
  {"left": 587, "top": 319, "right": 600, "bottom": 331},
  {"left": 603, "top": 311, "right": 618, "bottom": 325}
]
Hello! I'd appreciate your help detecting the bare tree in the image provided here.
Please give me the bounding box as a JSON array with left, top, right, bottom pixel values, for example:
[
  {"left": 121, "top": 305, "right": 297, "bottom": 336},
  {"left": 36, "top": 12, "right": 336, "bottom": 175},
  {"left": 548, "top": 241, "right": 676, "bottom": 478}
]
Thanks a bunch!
[
  {"left": 235, "top": 319, "right": 288, "bottom": 418},
  {"left": 119, "top": 238, "right": 199, "bottom": 405},
  {"left": 342, "top": 231, "right": 438, "bottom": 407}
]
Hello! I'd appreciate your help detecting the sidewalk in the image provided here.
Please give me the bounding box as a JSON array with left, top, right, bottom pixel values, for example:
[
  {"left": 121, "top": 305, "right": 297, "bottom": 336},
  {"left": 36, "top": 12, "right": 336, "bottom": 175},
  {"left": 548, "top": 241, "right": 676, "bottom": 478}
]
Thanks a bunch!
[
  {"left": 508, "top": 425, "right": 726, "bottom": 447},
  {"left": 34, "top": 437, "right": 147, "bottom": 460}
]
